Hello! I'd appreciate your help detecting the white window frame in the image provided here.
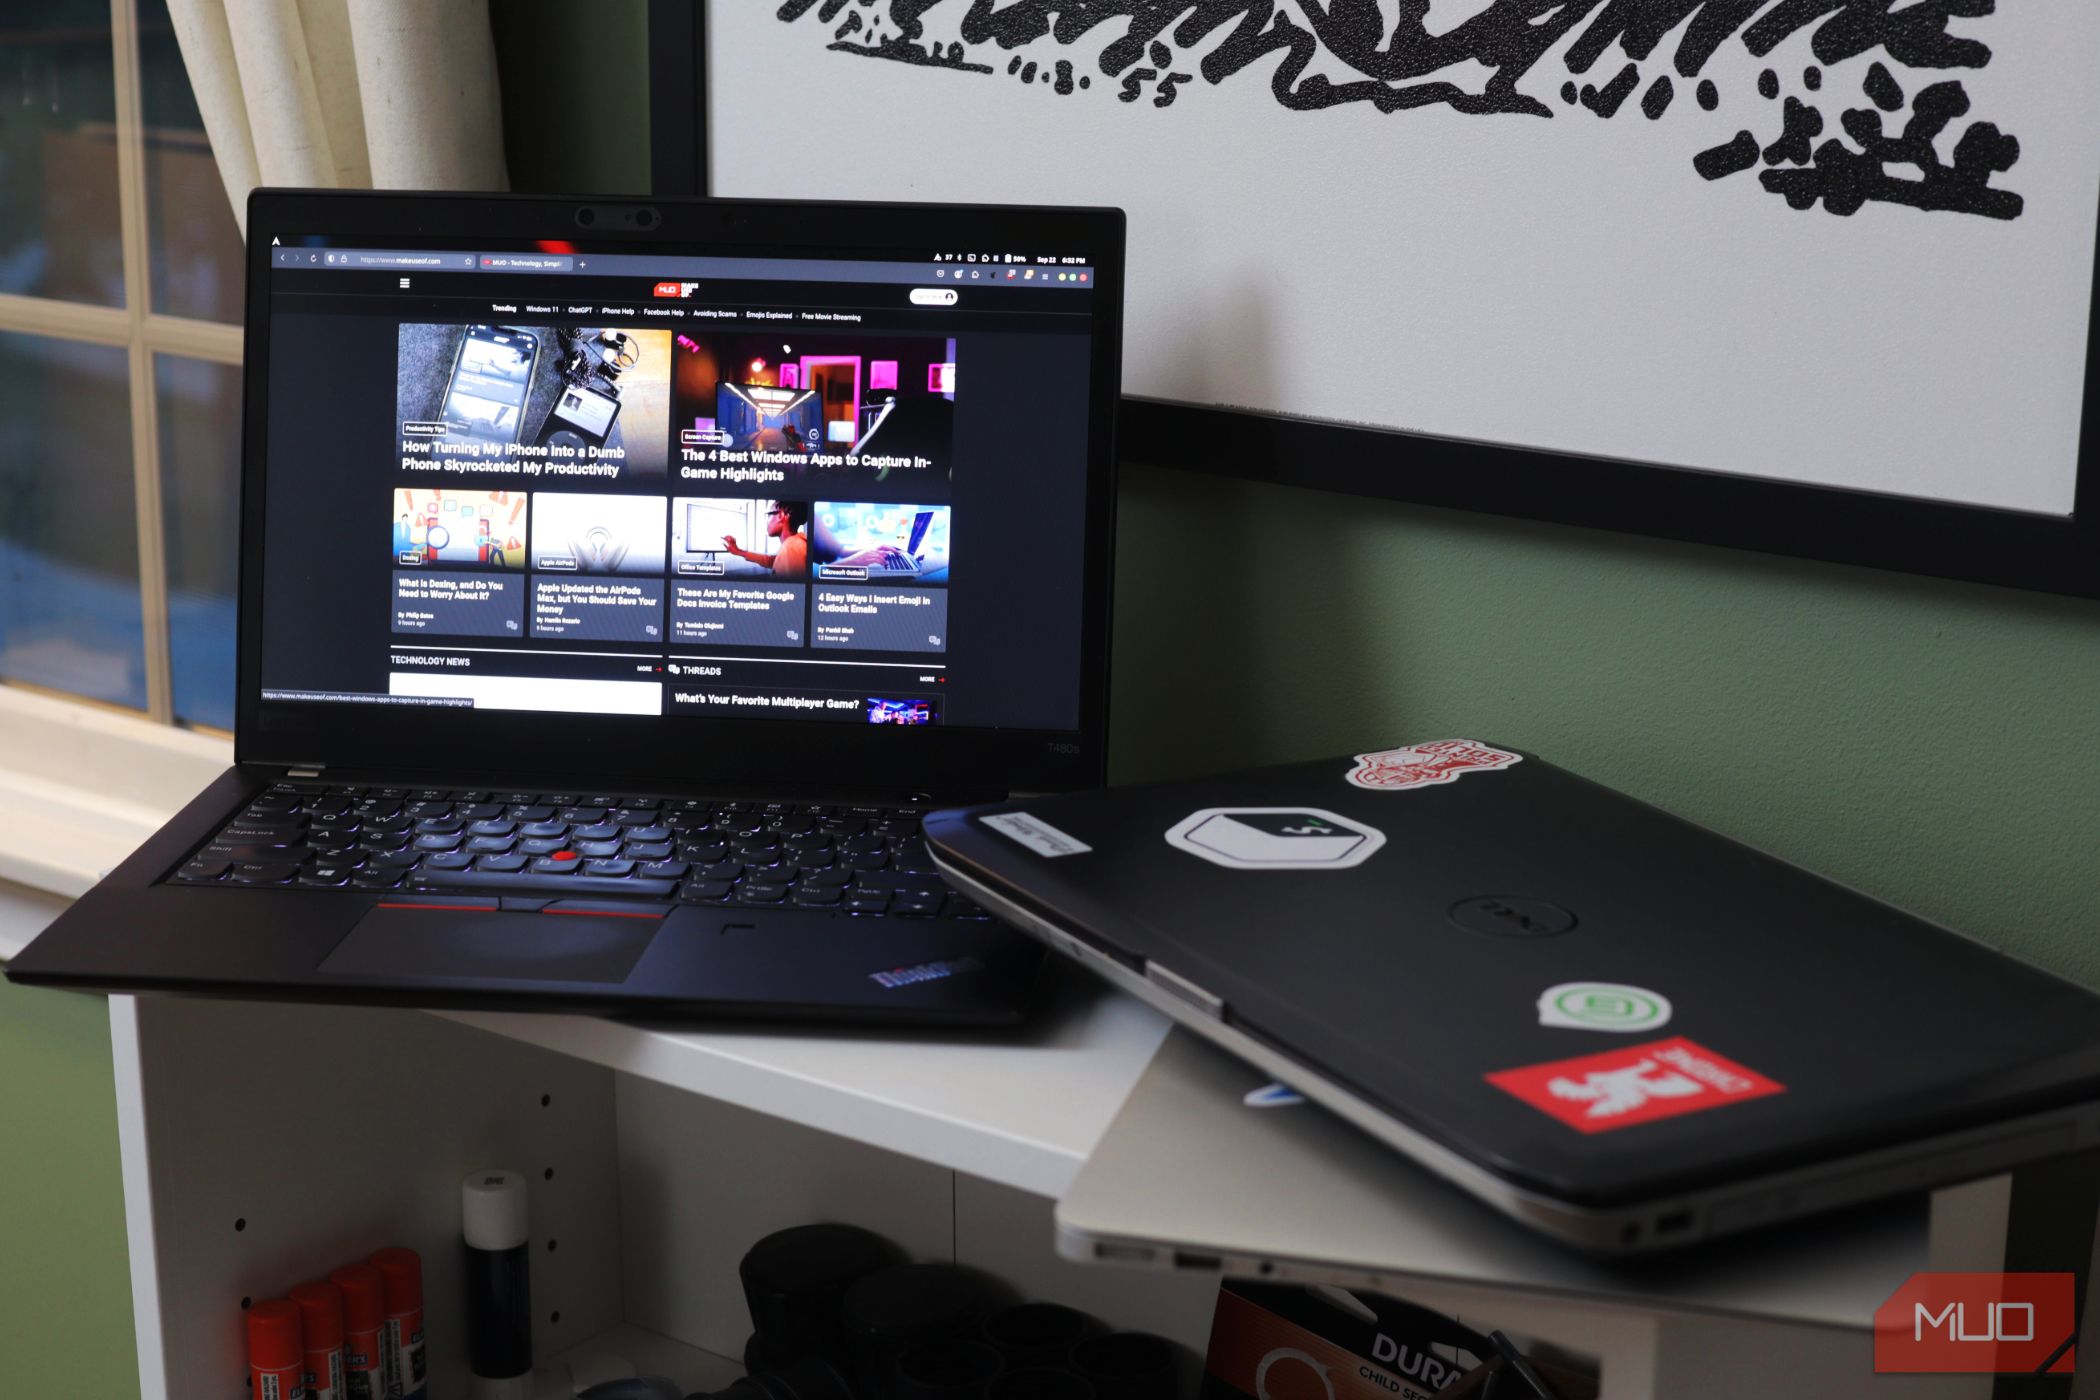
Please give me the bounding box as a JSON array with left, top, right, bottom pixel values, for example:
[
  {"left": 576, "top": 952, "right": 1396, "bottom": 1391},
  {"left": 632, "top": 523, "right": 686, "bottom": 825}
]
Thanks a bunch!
[
  {"left": 0, "top": 0, "right": 244, "bottom": 728},
  {"left": 0, "top": 2, "right": 244, "bottom": 908}
]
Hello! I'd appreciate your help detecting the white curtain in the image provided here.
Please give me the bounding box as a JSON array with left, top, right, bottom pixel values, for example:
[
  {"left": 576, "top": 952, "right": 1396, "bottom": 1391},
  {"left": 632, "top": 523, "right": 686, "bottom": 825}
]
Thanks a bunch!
[{"left": 166, "top": 0, "right": 509, "bottom": 232}]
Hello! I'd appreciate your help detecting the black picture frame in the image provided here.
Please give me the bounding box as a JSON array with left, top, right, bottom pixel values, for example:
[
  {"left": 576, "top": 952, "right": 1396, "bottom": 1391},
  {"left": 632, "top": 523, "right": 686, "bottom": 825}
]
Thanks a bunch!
[{"left": 646, "top": 2, "right": 2100, "bottom": 599}]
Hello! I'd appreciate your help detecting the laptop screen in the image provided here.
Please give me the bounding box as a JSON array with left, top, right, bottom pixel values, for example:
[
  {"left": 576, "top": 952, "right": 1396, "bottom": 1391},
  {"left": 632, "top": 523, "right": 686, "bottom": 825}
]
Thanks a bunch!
[{"left": 250, "top": 233, "right": 1102, "bottom": 743}]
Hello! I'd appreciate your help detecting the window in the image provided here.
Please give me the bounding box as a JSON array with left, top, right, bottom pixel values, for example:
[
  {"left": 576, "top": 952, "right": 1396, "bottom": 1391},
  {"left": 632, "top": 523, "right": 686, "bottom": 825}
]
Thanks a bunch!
[{"left": 0, "top": 0, "right": 244, "bottom": 728}]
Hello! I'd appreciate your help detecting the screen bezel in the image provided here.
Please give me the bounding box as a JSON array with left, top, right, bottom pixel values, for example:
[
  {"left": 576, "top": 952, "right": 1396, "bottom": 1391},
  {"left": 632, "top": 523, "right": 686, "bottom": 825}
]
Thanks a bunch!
[{"left": 237, "top": 189, "right": 1122, "bottom": 797}]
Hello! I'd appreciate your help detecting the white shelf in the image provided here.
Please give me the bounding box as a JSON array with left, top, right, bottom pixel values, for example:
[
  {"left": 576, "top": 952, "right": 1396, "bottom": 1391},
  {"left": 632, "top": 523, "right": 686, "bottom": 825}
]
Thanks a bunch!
[
  {"left": 441, "top": 967, "right": 1172, "bottom": 1198},
  {"left": 539, "top": 1323, "right": 744, "bottom": 1398},
  {"left": 0, "top": 878, "right": 69, "bottom": 963}
]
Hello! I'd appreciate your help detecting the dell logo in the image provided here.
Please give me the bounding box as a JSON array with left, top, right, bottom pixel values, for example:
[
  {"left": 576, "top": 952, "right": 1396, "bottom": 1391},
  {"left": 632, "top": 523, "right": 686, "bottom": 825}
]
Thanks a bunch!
[{"left": 1447, "top": 895, "right": 1578, "bottom": 939}]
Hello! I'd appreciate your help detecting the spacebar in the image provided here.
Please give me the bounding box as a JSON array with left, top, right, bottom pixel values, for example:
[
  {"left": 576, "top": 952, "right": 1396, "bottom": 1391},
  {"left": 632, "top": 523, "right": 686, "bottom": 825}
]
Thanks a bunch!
[{"left": 409, "top": 871, "right": 679, "bottom": 898}]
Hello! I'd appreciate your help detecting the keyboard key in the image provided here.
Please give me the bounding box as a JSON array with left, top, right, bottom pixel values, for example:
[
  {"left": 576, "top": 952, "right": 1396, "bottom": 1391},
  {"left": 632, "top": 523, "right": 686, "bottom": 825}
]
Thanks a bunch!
[
  {"left": 613, "top": 809, "right": 658, "bottom": 827},
  {"left": 412, "top": 870, "right": 679, "bottom": 898},
  {"left": 466, "top": 835, "right": 516, "bottom": 854},
  {"left": 571, "top": 822, "right": 621, "bottom": 842},
  {"left": 584, "top": 859, "right": 636, "bottom": 878},
  {"left": 415, "top": 817, "right": 465, "bottom": 835},
  {"left": 559, "top": 807, "right": 609, "bottom": 825},
  {"left": 177, "top": 859, "right": 230, "bottom": 881},
  {"left": 678, "top": 880, "right": 733, "bottom": 903},
  {"left": 467, "top": 819, "right": 516, "bottom": 837},
  {"left": 350, "top": 871, "right": 402, "bottom": 890},
  {"left": 413, "top": 833, "right": 462, "bottom": 852},
  {"left": 508, "top": 804, "right": 556, "bottom": 822},
  {"left": 475, "top": 853, "right": 530, "bottom": 873},
  {"left": 370, "top": 849, "right": 423, "bottom": 869},
  {"left": 843, "top": 893, "right": 890, "bottom": 914},
  {"left": 358, "top": 832, "right": 410, "bottom": 853},
  {"left": 736, "top": 882, "right": 789, "bottom": 905},
  {"left": 519, "top": 837, "right": 568, "bottom": 856},
  {"left": 847, "top": 851, "right": 889, "bottom": 872},
  {"left": 700, "top": 861, "right": 743, "bottom": 882},
  {"left": 639, "top": 860, "right": 690, "bottom": 880},
  {"left": 573, "top": 840, "right": 622, "bottom": 858},
  {"left": 893, "top": 891, "right": 943, "bottom": 917},
  {"left": 209, "top": 842, "right": 315, "bottom": 865},
  {"left": 801, "top": 867, "right": 852, "bottom": 888},
  {"left": 298, "top": 869, "right": 351, "bottom": 888},
  {"left": 792, "top": 884, "right": 843, "bottom": 907},
  {"left": 411, "top": 788, "right": 451, "bottom": 801},
  {"left": 422, "top": 852, "right": 475, "bottom": 871},
  {"left": 231, "top": 863, "right": 297, "bottom": 885},
  {"left": 519, "top": 821, "right": 568, "bottom": 840},
  {"left": 678, "top": 840, "right": 728, "bottom": 864},
  {"left": 403, "top": 801, "right": 454, "bottom": 820},
  {"left": 624, "top": 824, "right": 672, "bottom": 844},
  {"left": 735, "top": 839, "right": 782, "bottom": 863},
  {"left": 623, "top": 841, "right": 673, "bottom": 861},
  {"left": 459, "top": 803, "right": 507, "bottom": 820},
  {"left": 530, "top": 854, "right": 585, "bottom": 875}
]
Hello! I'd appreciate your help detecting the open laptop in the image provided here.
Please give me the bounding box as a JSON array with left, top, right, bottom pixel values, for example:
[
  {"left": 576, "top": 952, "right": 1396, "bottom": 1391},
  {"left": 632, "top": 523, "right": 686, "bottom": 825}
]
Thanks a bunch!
[
  {"left": 6, "top": 190, "right": 1124, "bottom": 1026},
  {"left": 923, "top": 741, "right": 2100, "bottom": 1249}
]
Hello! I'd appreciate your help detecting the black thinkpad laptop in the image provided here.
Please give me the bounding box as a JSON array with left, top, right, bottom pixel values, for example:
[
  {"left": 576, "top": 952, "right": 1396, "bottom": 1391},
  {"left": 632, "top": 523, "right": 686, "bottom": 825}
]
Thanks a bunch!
[
  {"left": 7, "top": 190, "right": 1123, "bottom": 1025},
  {"left": 924, "top": 741, "right": 2100, "bottom": 1248}
]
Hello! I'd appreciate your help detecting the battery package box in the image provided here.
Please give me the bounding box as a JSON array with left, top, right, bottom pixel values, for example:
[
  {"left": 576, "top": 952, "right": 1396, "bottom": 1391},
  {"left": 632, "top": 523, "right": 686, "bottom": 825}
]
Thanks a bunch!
[{"left": 1201, "top": 1282, "right": 1598, "bottom": 1400}]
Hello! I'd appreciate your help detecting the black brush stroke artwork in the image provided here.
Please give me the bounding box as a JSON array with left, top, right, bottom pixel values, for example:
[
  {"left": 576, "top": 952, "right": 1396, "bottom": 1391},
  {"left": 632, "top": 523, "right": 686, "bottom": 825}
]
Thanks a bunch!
[{"left": 774, "top": 0, "right": 2023, "bottom": 220}]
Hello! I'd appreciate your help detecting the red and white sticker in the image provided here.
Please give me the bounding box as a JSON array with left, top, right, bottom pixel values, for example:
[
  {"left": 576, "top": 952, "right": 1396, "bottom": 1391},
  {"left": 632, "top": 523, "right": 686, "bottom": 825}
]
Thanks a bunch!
[
  {"left": 1486, "top": 1036, "right": 1784, "bottom": 1134},
  {"left": 1345, "top": 739, "right": 1521, "bottom": 791}
]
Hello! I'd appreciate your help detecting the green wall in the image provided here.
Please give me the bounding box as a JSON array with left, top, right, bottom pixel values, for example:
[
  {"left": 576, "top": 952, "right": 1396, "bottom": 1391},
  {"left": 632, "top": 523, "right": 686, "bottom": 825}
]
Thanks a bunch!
[
  {"left": 0, "top": 964, "right": 138, "bottom": 1398},
  {"left": 1108, "top": 462, "right": 2100, "bottom": 987}
]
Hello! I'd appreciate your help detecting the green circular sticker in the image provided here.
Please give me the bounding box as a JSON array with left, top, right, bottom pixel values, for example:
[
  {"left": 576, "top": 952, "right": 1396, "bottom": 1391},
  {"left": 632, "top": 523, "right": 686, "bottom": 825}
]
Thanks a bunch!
[{"left": 1537, "top": 981, "right": 1672, "bottom": 1032}]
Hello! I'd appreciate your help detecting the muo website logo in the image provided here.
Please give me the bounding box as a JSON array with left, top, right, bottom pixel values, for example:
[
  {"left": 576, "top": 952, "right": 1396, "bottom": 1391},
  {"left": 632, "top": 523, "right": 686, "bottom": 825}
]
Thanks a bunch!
[
  {"left": 652, "top": 280, "right": 699, "bottom": 298},
  {"left": 1874, "top": 1273, "right": 2076, "bottom": 1374}
]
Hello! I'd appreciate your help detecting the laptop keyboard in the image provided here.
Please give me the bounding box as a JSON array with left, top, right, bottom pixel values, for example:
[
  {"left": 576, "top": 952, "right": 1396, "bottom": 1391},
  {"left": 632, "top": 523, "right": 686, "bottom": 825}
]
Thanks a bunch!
[{"left": 168, "top": 784, "right": 991, "bottom": 920}]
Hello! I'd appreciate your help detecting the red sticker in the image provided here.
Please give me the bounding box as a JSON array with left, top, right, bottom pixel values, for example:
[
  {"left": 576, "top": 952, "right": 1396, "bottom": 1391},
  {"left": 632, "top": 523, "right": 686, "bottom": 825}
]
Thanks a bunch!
[
  {"left": 1346, "top": 739, "right": 1521, "bottom": 791},
  {"left": 1486, "top": 1036, "right": 1784, "bottom": 1134}
]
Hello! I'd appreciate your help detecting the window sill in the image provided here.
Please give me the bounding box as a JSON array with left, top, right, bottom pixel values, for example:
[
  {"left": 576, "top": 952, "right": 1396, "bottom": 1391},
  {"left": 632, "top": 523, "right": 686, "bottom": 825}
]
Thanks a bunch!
[{"left": 0, "top": 686, "right": 230, "bottom": 913}]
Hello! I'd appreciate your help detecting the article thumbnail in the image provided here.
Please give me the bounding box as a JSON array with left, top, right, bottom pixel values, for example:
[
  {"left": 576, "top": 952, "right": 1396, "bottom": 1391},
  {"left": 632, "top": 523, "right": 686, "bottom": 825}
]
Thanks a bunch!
[
  {"left": 866, "top": 697, "right": 938, "bottom": 725},
  {"left": 392, "top": 488, "right": 528, "bottom": 568},
  {"left": 528, "top": 492, "right": 667, "bottom": 575},
  {"left": 811, "top": 502, "right": 951, "bottom": 584},
  {"left": 397, "top": 324, "right": 672, "bottom": 477},
  {"left": 671, "top": 497, "right": 810, "bottom": 581},
  {"left": 673, "top": 334, "right": 955, "bottom": 485}
]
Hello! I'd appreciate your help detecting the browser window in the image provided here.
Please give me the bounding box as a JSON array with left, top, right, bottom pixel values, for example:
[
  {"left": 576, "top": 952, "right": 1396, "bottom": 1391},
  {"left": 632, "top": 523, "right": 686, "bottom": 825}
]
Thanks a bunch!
[{"left": 255, "top": 240, "right": 1098, "bottom": 732}]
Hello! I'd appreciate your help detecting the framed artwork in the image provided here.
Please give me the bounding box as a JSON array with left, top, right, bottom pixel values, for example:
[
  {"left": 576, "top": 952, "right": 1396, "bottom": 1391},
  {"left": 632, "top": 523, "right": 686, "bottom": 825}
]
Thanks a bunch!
[{"left": 650, "top": 2, "right": 2100, "bottom": 596}]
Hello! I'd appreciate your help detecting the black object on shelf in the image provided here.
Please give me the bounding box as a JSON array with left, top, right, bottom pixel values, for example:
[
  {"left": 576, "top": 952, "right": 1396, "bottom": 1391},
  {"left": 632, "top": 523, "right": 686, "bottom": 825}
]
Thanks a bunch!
[
  {"left": 979, "top": 1303, "right": 1098, "bottom": 1372},
  {"left": 742, "top": 1223, "right": 906, "bottom": 1366},
  {"left": 985, "top": 1371, "right": 1095, "bottom": 1400},
  {"left": 1070, "top": 1333, "right": 1178, "bottom": 1400},
  {"left": 840, "top": 1263, "right": 991, "bottom": 1397},
  {"left": 894, "top": 1338, "right": 1006, "bottom": 1399},
  {"left": 686, "top": 1356, "right": 855, "bottom": 1400}
]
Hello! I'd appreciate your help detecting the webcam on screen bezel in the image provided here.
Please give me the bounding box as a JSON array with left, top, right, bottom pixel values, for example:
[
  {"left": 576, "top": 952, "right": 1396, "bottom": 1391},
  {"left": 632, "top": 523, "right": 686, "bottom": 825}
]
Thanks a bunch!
[{"left": 574, "top": 204, "right": 659, "bottom": 230}]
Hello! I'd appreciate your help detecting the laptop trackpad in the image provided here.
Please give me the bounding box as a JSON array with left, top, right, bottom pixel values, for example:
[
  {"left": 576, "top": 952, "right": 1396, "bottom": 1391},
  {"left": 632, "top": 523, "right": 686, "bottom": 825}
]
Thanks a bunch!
[{"left": 320, "top": 904, "right": 661, "bottom": 984}]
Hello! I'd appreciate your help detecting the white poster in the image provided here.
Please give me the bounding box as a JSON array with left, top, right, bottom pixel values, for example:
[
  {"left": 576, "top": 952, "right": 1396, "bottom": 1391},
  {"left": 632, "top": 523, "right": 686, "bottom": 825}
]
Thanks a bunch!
[{"left": 711, "top": 2, "right": 2100, "bottom": 516}]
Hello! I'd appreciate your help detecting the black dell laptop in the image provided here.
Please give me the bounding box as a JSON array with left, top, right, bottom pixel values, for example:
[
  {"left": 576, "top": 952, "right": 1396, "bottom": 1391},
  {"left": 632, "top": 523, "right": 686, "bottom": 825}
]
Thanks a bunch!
[
  {"left": 925, "top": 741, "right": 2100, "bottom": 1248},
  {"left": 7, "top": 190, "right": 1123, "bottom": 1025}
]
